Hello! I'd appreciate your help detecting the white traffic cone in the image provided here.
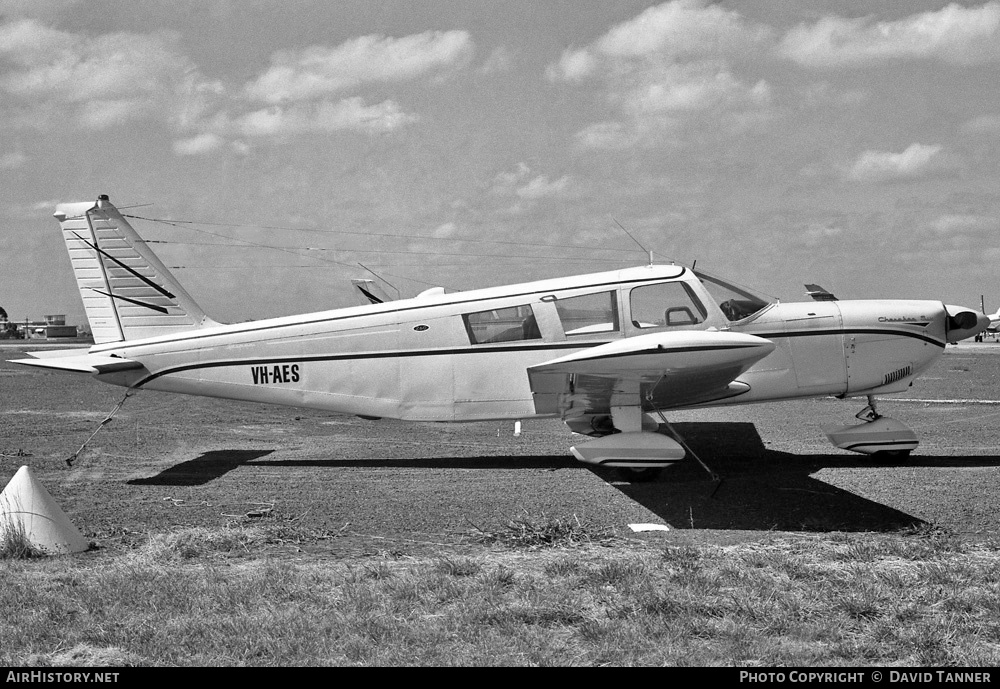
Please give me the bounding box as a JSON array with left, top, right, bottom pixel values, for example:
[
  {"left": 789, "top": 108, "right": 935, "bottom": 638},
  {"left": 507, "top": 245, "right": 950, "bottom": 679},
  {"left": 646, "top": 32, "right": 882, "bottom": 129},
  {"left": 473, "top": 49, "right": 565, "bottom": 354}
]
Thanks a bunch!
[{"left": 0, "top": 465, "right": 88, "bottom": 554}]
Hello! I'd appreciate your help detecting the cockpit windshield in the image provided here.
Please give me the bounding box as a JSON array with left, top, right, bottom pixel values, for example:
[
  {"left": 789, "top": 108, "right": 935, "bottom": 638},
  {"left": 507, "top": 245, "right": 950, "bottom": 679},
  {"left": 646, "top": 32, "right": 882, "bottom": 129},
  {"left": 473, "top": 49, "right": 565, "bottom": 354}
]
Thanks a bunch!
[{"left": 695, "top": 270, "right": 775, "bottom": 322}]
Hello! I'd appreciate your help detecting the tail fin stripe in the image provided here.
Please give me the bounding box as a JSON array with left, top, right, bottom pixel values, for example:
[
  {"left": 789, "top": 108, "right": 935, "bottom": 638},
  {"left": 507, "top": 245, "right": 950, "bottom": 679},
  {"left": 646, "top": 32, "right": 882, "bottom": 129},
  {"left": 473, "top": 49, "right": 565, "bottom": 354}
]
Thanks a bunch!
[
  {"left": 72, "top": 232, "right": 176, "bottom": 299},
  {"left": 89, "top": 288, "right": 170, "bottom": 315}
]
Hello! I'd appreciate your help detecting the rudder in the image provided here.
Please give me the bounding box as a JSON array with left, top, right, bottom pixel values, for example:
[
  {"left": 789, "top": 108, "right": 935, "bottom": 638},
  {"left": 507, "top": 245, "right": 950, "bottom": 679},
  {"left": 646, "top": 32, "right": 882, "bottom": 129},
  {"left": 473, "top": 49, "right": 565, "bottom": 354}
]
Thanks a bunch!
[{"left": 54, "top": 195, "right": 218, "bottom": 344}]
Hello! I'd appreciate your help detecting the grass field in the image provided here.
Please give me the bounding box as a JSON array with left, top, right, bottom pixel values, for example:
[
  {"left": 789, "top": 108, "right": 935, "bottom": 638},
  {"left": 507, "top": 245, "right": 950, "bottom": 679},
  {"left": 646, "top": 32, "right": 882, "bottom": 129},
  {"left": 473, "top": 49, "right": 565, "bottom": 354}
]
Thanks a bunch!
[{"left": 2, "top": 519, "right": 999, "bottom": 666}]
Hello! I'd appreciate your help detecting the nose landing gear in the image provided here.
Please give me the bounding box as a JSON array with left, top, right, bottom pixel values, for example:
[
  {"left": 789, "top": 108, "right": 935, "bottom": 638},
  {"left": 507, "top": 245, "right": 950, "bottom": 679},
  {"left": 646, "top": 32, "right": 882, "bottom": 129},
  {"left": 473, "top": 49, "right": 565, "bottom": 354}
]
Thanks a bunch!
[
  {"left": 855, "top": 395, "right": 881, "bottom": 422},
  {"left": 825, "top": 395, "right": 917, "bottom": 458}
]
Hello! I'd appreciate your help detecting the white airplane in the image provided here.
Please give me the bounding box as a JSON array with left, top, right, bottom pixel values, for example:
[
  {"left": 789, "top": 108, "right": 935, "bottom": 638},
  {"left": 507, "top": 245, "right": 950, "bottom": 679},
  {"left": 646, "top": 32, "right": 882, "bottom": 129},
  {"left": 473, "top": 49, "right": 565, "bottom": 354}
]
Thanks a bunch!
[
  {"left": 986, "top": 307, "right": 1000, "bottom": 334},
  {"left": 12, "top": 195, "right": 991, "bottom": 479}
]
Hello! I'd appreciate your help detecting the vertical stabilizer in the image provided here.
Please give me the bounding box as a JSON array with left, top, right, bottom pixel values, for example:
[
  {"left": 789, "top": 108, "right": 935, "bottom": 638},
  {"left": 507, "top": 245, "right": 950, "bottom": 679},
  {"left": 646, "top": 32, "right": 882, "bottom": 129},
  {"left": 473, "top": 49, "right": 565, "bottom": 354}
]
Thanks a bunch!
[{"left": 53, "top": 195, "right": 219, "bottom": 344}]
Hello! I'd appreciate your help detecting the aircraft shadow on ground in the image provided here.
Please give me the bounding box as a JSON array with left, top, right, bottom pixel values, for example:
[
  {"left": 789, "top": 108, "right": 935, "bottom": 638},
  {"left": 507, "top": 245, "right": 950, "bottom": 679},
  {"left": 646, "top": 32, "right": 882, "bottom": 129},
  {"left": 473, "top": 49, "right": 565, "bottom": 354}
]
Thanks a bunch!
[
  {"left": 132, "top": 423, "right": 1000, "bottom": 533},
  {"left": 248, "top": 456, "right": 580, "bottom": 470},
  {"left": 128, "top": 449, "right": 274, "bottom": 486},
  {"left": 602, "top": 422, "right": 1000, "bottom": 533}
]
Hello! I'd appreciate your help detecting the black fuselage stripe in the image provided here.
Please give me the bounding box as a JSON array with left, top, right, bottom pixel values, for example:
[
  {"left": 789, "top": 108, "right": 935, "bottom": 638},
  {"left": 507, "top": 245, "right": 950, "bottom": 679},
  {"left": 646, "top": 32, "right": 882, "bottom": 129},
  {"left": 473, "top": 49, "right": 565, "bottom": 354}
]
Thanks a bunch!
[
  {"left": 752, "top": 328, "right": 945, "bottom": 347},
  {"left": 127, "top": 326, "right": 942, "bottom": 388},
  {"left": 131, "top": 341, "right": 595, "bottom": 387}
]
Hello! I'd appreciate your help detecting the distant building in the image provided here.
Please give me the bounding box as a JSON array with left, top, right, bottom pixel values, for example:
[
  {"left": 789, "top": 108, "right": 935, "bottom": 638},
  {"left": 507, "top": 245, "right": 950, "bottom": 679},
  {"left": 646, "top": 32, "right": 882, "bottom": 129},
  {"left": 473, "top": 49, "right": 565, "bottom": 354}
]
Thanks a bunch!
[{"left": 8, "top": 314, "right": 87, "bottom": 340}]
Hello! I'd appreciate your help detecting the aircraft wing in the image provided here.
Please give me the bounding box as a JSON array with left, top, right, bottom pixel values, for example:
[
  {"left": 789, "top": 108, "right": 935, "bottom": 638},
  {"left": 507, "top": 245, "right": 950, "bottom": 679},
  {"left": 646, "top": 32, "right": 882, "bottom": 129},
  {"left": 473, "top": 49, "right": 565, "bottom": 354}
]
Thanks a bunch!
[{"left": 528, "top": 330, "right": 776, "bottom": 418}]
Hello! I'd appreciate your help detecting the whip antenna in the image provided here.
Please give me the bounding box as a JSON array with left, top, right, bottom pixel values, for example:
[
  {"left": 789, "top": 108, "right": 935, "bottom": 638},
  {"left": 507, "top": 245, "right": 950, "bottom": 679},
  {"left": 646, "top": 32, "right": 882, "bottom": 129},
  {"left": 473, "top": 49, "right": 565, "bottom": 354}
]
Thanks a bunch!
[
  {"left": 358, "top": 262, "right": 401, "bottom": 300},
  {"left": 613, "top": 218, "right": 652, "bottom": 266}
]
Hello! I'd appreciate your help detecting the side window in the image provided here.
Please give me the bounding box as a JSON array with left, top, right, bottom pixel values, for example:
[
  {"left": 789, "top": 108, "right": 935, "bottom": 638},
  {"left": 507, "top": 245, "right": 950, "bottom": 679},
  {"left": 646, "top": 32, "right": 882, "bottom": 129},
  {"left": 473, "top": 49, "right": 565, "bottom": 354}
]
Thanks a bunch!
[
  {"left": 555, "top": 291, "right": 619, "bottom": 336},
  {"left": 630, "top": 282, "right": 707, "bottom": 329},
  {"left": 464, "top": 304, "right": 541, "bottom": 344}
]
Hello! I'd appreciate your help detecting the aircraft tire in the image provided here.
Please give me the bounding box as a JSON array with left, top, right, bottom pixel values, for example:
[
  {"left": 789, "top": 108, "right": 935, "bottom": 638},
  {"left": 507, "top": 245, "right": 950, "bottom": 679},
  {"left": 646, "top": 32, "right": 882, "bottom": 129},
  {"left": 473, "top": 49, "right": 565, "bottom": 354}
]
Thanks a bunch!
[
  {"left": 617, "top": 467, "right": 663, "bottom": 482},
  {"left": 873, "top": 449, "right": 912, "bottom": 460}
]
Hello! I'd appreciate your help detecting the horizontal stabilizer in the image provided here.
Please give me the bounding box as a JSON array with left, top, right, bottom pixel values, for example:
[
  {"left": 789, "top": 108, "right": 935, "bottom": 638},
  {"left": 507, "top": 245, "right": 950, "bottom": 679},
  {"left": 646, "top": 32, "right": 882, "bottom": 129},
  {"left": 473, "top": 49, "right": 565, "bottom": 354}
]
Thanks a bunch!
[
  {"left": 18, "top": 348, "right": 91, "bottom": 360},
  {"left": 10, "top": 353, "right": 144, "bottom": 374},
  {"left": 351, "top": 279, "right": 395, "bottom": 306}
]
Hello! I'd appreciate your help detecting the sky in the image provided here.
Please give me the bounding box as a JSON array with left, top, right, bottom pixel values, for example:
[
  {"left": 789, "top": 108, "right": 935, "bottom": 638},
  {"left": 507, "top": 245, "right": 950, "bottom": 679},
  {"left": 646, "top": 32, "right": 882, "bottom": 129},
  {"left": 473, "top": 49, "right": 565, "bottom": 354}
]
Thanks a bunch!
[{"left": 2, "top": 0, "right": 1000, "bottom": 327}]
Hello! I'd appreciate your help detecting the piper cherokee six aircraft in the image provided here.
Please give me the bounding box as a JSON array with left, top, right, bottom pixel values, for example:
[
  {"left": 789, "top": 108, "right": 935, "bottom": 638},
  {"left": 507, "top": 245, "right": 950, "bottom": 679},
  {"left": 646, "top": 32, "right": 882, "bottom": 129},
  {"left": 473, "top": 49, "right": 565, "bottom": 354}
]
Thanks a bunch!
[{"left": 12, "top": 195, "right": 991, "bottom": 479}]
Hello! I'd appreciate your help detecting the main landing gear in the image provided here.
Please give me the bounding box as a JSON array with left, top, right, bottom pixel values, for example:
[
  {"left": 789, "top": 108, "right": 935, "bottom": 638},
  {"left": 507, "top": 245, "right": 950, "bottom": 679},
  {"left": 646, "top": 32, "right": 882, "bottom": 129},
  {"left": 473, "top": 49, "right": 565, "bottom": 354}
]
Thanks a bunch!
[
  {"left": 569, "top": 391, "right": 721, "bottom": 484},
  {"left": 824, "top": 395, "right": 917, "bottom": 458}
]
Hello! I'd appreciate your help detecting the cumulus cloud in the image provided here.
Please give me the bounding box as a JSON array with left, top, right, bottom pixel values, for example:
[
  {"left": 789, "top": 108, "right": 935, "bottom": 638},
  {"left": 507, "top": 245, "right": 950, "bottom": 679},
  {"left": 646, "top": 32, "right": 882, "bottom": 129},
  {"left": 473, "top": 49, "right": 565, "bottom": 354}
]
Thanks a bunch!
[
  {"left": 0, "top": 18, "right": 215, "bottom": 131},
  {"left": 480, "top": 46, "right": 514, "bottom": 74},
  {"left": 545, "top": 1, "right": 774, "bottom": 149},
  {"left": 0, "top": 18, "right": 471, "bottom": 151},
  {"left": 548, "top": 0, "right": 770, "bottom": 82},
  {"left": 574, "top": 121, "right": 640, "bottom": 151},
  {"left": 516, "top": 174, "right": 571, "bottom": 200},
  {"left": 591, "top": 0, "right": 773, "bottom": 60},
  {"left": 491, "top": 163, "right": 573, "bottom": 212},
  {"left": 546, "top": 48, "right": 597, "bottom": 82},
  {"left": 204, "top": 30, "right": 472, "bottom": 146},
  {"left": 0, "top": 151, "right": 27, "bottom": 169},
  {"left": 432, "top": 222, "right": 458, "bottom": 238},
  {"left": 847, "top": 143, "right": 943, "bottom": 182},
  {"left": 962, "top": 114, "right": 1000, "bottom": 135},
  {"left": 780, "top": 2, "right": 1000, "bottom": 68},
  {"left": 931, "top": 214, "right": 999, "bottom": 234},
  {"left": 624, "top": 62, "right": 770, "bottom": 115},
  {"left": 235, "top": 98, "right": 417, "bottom": 137},
  {"left": 492, "top": 162, "right": 531, "bottom": 191},
  {"left": 173, "top": 133, "right": 225, "bottom": 156},
  {"left": 0, "top": 20, "right": 189, "bottom": 102},
  {"left": 245, "top": 31, "right": 474, "bottom": 103}
]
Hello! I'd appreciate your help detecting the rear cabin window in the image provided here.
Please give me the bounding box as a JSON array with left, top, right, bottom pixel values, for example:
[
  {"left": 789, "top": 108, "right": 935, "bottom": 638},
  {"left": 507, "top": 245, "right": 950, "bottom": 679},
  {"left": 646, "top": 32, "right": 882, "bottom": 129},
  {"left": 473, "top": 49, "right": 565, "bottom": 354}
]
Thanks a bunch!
[
  {"left": 464, "top": 304, "right": 541, "bottom": 344},
  {"left": 554, "top": 291, "right": 619, "bottom": 336},
  {"left": 629, "top": 282, "right": 707, "bottom": 329}
]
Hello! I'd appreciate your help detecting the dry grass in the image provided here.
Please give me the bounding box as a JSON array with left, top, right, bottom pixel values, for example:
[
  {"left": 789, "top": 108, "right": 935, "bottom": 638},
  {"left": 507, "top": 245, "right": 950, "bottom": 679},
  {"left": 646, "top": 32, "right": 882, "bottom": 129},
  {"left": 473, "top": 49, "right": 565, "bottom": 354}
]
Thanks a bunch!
[
  {"left": 1, "top": 521, "right": 999, "bottom": 666},
  {"left": 0, "top": 519, "right": 45, "bottom": 559}
]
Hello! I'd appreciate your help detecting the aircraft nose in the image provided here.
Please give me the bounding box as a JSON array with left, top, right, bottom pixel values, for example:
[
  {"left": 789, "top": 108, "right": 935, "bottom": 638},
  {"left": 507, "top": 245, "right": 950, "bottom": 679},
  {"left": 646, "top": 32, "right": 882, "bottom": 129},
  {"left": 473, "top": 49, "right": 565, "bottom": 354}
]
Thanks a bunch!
[{"left": 945, "top": 304, "right": 990, "bottom": 342}]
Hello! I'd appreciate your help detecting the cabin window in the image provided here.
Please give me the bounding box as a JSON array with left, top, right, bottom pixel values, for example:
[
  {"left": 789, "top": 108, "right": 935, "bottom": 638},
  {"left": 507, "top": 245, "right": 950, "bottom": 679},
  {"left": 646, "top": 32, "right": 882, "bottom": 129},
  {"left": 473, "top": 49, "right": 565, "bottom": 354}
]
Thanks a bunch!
[
  {"left": 629, "top": 282, "right": 707, "bottom": 329},
  {"left": 554, "top": 291, "right": 619, "bottom": 336},
  {"left": 464, "top": 304, "right": 541, "bottom": 344}
]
